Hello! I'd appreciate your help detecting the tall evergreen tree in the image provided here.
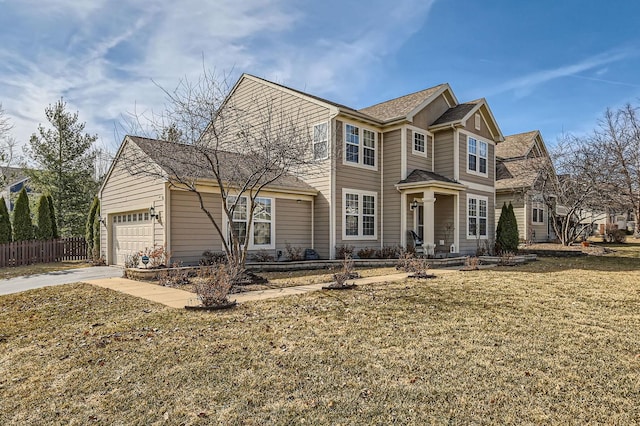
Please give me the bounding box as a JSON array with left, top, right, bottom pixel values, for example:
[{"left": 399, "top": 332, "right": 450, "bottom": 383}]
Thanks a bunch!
[
  {"left": 496, "top": 202, "right": 519, "bottom": 254},
  {"left": 0, "top": 197, "right": 12, "bottom": 243},
  {"left": 86, "top": 197, "right": 99, "bottom": 257},
  {"left": 47, "top": 195, "right": 58, "bottom": 238},
  {"left": 25, "top": 98, "right": 98, "bottom": 237},
  {"left": 92, "top": 203, "right": 101, "bottom": 260},
  {"left": 12, "top": 188, "right": 33, "bottom": 241},
  {"left": 35, "top": 195, "right": 53, "bottom": 240},
  {"left": 495, "top": 202, "right": 508, "bottom": 254}
]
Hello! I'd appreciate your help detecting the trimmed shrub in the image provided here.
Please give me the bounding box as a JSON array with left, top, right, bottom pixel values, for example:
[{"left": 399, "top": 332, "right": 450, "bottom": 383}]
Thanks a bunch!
[
  {"left": 86, "top": 197, "right": 99, "bottom": 257},
  {"left": 92, "top": 203, "right": 100, "bottom": 259},
  {"left": 496, "top": 202, "right": 519, "bottom": 254},
  {"left": 47, "top": 195, "right": 58, "bottom": 238},
  {"left": 0, "top": 197, "right": 12, "bottom": 243},
  {"left": 12, "top": 188, "right": 33, "bottom": 241}
]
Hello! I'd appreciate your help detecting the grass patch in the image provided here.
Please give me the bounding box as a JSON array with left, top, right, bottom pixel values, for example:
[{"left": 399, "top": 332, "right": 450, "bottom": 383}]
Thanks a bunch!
[
  {"left": 0, "top": 260, "right": 90, "bottom": 280},
  {"left": 1, "top": 249, "right": 640, "bottom": 423}
]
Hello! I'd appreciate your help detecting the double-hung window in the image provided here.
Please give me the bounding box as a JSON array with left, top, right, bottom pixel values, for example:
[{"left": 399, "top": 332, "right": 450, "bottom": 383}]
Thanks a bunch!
[
  {"left": 532, "top": 204, "right": 544, "bottom": 223},
  {"left": 313, "top": 122, "right": 328, "bottom": 160},
  {"left": 468, "top": 195, "right": 488, "bottom": 238},
  {"left": 344, "top": 123, "right": 376, "bottom": 168},
  {"left": 413, "top": 131, "right": 426, "bottom": 155},
  {"left": 468, "top": 137, "right": 488, "bottom": 175},
  {"left": 227, "top": 195, "right": 274, "bottom": 248},
  {"left": 343, "top": 189, "right": 377, "bottom": 239}
]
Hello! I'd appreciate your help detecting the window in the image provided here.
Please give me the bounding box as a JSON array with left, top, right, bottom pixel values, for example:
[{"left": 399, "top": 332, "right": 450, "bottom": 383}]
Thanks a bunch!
[
  {"left": 344, "top": 123, "right": 376, "bottom": 168},
  {"left": 313, "top": 122, "right": 328, "bottom": 160},
  {"left": 227, "top": 195, "right": 274, "bottom": 248},
  {"left": 532, "top": 204, "right": 544, "bottom": 223},
  {"left": 468, "top": 195, "right": 488, "bottom": 238},
  {"left": 468, "top": 137, "right": 488, "bottom": 175},
  {"left": 413, "top": 131, "right": 426, "bottom": 155},
  {"left": 343, "top": 189, "right": 377, "bottom": 239}
]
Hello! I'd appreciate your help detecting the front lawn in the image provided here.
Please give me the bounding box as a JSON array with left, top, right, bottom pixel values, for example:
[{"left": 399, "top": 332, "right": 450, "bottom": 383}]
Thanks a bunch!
[
  {"left": 1, "top": 246, "right": 639, "bottom": 423},
  {"left": 0, "top": 260, "right": 90, "bottom": 280}
]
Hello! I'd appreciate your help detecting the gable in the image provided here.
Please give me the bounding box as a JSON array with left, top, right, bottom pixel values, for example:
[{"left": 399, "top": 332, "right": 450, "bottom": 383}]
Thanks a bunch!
[{"left": 411, "top": 93, "right": 452, "bottom": 129}]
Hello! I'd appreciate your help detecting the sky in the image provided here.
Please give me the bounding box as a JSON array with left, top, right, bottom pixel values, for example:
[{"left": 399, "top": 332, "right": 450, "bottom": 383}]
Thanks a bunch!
[{"left": 1, "top": 0, "right": 640, "bottom": 160}]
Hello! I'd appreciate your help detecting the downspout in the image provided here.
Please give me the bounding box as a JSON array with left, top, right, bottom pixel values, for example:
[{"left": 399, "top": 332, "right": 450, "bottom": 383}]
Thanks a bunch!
[
  {"left": 380, "top": 132, "right": 384, "bottom": 249},
  {"left": 329, "top": 111, "right": 339, "bottom": 259}
]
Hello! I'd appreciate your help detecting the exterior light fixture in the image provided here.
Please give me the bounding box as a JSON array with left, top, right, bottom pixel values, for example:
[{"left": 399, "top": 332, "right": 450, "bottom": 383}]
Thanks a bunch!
[
  {"left": 410, "top": 200, "right": 419, "bottom": 211},
  {"left": 149, "top": 206, "right": 159, "bottom": 219}
]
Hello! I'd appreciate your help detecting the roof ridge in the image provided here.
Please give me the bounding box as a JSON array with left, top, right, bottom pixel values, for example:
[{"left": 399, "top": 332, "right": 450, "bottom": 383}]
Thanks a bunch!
[{"left": 358, "top": 83, "right": 447, "bottom": 111}]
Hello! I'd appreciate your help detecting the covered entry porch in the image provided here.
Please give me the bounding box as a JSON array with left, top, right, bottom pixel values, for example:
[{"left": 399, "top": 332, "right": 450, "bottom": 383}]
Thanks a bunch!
[{"left": 396, "top": 170, "right": 465, "bottom": 256}]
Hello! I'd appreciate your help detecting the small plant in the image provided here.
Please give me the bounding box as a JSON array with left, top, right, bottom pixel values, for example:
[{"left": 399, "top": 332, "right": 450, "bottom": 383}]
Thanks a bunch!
[
  {"left": 199, "top": 250, "right": 227, "bottom": 266},
  {"left": 463, "top": 256, "right": 480, "bottom": 271},
  {"left": 499, "top": 252, "right": 517, "bottom": 266},
  {"left": 376, "top": 245, "right": 401, "bottom": 259},
  {"left": 396, "top": 251, "right": 433, "bottom": 278},
  {"left": 124, "top": 253, "right": 140, "bottom": 269},
  {"left": 335, "top": 244, "right": 354, "bottom": 260},
  {"left": 159, "top": 261, "right": 190, "bottom": 287},
  {"left": 140, "top": 245, "right": 169, "bottom": 268},
  {"left": 285, "top": 243, "right": 304, "bottom": 261},
  {"left": 194, "top": 263, "right": 240, "bottom": 306},
  {"left": 606, "top": 228, "right": 626, "bottom": 244},
  {"left": 325, "top": 256, "right": 357, "bottom": 289},
  {"left": 356, "top": 247, "right": 376, "bottom": 259},
  {"left": 91, "top": 256, "right": 106, "bottom": 266},
  {"left": 251, "top": 249, "right": 275, "bottom": 262},
  {"left": 396, "top": 251, "right": 415, "bottom": 271}
]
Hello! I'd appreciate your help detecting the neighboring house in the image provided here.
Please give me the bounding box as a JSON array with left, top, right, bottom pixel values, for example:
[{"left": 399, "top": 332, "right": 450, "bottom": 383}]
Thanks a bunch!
[
  {"left": 0, "top": 166, "right": 32, "bottom": 212},
  {"left": 100, "top": 74, "right": 504, "bottom": 266},
  {"left": 495, "top": 130, "right": 555, "bottom": 242}
]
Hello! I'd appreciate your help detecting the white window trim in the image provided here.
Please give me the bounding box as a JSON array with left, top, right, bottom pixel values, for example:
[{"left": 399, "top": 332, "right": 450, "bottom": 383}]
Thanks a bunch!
[
  {"left": 412, "top": 130, "right": 427, "bottom": 157},
  {"left": 223, "top": 195, "right": 276, "bottom": 250},
  {"left": 342, "top": 122, "right": 378, "bottom": 171},
  {"left": 466, "top": 136, "right": 489, "bottom": 177},
  {"left": 532, "top": 203, "right": 544, "bottom": 224},
  {"left": 467, "top": 194, "right": 488, "bottom": 240},
  {"left": 342, "top": 188, "right": 378, "bottom": 241},
  {"left": 312, "top": 121, "right": 329, "bottom": 161}
]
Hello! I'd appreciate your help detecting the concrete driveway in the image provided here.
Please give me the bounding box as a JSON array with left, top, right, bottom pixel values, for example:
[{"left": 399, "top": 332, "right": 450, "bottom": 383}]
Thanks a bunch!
[{"left": 0, "top": 266, "right": 123, "bottom": 296}]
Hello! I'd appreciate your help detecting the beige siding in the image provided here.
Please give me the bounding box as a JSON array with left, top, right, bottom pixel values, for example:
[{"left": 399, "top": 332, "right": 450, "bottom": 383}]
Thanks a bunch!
[
  {"left": 407, "top": 128, "right": 433, "bottom": 174},
  {"left": 276, "top": 198, "right": 312, "bottom": 249},
  {"left": 382, "top": 129, "right": 402, "bottom": 246},
  {"left": 170, "top": 190, "right": 223, "bottom": 265},
  {"left": 433, "top": 194, "right": 455, "bottom": 251},
  {"left": 496, "top": 194, "right": 526, "bottom": 240},
  {"left": 412, "top": 94, "right": 451, "bottom": 128},
  {"left": 462, "top": 111, "right": 493, "bottom": 140},
  {"left": 458, "top": 131, "right": 495, "bottom": 185},
  {"left": 433, "top": 129, "right": 455, "bottom": 179},
  {"left": 458, "top": 190, "right": 495, "bottom": 255},
  {"left": 335, "top": 119, "right": 382, "bottom": 252},
  {"left": 100, "top": 141, "right": 166, "bottom": 265}
]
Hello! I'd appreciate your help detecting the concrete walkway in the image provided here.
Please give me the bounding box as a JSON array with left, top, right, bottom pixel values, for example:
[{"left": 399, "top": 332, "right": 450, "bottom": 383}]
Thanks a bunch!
[{"left": 85, "top": 272, "right": 416, "bottom": 309}]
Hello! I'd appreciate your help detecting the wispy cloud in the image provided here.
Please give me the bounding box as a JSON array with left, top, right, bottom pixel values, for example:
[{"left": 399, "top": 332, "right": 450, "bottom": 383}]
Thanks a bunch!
[{"left": 485, "top": 49, "right": 637, "bottom": 98}]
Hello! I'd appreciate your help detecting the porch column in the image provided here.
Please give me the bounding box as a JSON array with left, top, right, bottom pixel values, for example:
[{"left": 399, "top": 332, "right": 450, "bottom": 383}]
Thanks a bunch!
[
  {"left": 400, "top": 192, "right": 407, "bottom": 247},
  {"left": 423, "top": 190, "right": 435, "bottom": 254}
]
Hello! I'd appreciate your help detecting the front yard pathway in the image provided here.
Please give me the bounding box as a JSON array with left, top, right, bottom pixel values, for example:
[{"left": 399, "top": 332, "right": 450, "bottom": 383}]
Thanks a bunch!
[{"left": 85, "top": 272, "right": 417, "bottom": 308}]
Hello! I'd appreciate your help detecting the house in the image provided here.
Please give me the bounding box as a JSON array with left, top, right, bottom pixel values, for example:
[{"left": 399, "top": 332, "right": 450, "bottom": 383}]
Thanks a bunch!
[
  {"left": 0, "top": 166, "right": 32, "bottom": 212},
  {"left": 99, "top": 74, "right": 504, "bottom": 266},
  {"left": 495, "top": 130, "right": 555, "bottom": 242}
]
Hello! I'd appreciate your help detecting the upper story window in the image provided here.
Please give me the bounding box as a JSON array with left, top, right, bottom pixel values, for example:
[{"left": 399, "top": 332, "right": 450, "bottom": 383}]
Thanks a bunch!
[
  {"left": 468, "top": 137, "right": 488, "bottom": 176},
  {"left": 468, "top": 195, "right": 488, "bottom": 238},
  {"left": 413, "top": 131, "right": 426, "bottom": 155},
  {"left": 344, "top": 123, "right": 376, "bottom": 169},
  {"left": 313, "top": 122, "right": 328, "bottom": 160}
]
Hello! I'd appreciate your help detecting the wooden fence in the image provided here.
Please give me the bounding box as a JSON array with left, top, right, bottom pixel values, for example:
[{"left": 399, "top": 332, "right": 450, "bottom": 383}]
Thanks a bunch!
[{"left": 0, "top": 237, "right": 88, "bottom": 267}]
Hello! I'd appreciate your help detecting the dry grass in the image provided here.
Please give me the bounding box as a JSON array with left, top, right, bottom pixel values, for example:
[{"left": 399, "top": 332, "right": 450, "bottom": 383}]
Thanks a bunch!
[
  {"left": 0, "top": 260, "right": 90, "bottom": 280},
  {"left": 1, "top": 247, "right": 640, "bottom": 424}
]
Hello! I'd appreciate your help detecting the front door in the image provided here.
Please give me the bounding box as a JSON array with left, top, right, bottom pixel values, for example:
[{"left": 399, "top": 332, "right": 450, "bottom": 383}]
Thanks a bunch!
[{"left": 415, "top": 205, "right": 424, "bottom": 239}]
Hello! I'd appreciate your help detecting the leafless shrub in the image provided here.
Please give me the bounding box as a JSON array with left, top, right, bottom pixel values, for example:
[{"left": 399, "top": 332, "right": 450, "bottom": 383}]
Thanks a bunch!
[
  {"left": 159, "top": 261, "right": 190, "bottom": 287},
  {"left": 335, "top": 244, "right": 354, "bottom": 260},
  {"left": 285, "top": 243, "right": 304, "bottom": 261},
  {"left": 356, "top": 247, "right": 376, "bottom": 259},
  {"left": 376, "top": 245, "right": 401, "bottom": 259},
  {"left": 251, "top": 249, "right": 275, "bottom": 262},
  {"left": 464, "top": 256, "right": 480, "bottom": 270},
  {"left": 194, "top": 263, "right": 241, "bottom": 306},
  {"left": 332, "top": 256, "right": 356, "bottom": 287},
  {"left": 199, "top": 250, "right": 227, "bottom": 266},
  {"left": 124, "top": 253, "right": 140, "bottom": 269}
]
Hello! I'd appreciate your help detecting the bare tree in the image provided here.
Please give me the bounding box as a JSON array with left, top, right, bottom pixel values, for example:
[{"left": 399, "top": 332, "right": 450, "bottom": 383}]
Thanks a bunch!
[
  {"left": 0, "top": 103, "right": 16, "bottom": 166},
  {"left": 121, "top": 70, "right": 318, "bottom": 270},
  {"left": 537, "top": 134, "right": 609, "bottom": 245},
  {"left": 595, "top": 104, "right": 640, "bottom": 237}
]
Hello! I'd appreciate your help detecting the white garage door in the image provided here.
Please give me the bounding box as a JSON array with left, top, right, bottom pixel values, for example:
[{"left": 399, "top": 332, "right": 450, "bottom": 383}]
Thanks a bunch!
[{"left": 112, "top": 211, "right": 153, "bottom": 266}]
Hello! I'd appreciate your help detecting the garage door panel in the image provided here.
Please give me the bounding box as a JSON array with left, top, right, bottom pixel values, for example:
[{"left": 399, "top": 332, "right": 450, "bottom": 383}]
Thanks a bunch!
[{"left": 112, "top": 211, "right": 153, "bottom": 266}]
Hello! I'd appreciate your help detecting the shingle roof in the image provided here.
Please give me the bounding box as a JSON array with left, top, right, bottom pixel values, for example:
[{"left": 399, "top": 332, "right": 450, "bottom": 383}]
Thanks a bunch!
[
  {"left": 397, "top": 169, "right": 459, "bottom": 185},
  {"left": 496, "top": 130, "right": 538, "bottom": 159},
  {"left": 495, "top": 158, "right": 542, "bottom": 190},
  {"left": 128, "top": 136, "right": 317, "bottom": 193},
  {"left": 430, "top": 100, "right": 481, "bottom": 126},
  {"left": 358, "top": 84, "right": 448, "bottom": 122}
]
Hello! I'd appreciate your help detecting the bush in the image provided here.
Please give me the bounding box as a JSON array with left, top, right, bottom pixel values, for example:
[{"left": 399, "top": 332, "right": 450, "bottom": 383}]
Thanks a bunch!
[
  {"left": 195, "top": 264, "right": 239, "bottom": 306},
  {"left": 356, "top": 247, "right": 376, "bottom": 259},
  {"left": 376, "top": 245, "right": 401, "bottom": 259},
  {"left": 140, "top": 245, "right": 168, "bottom": 268},
  {"left": 199, "top": 250, "right": 227, "bottom": 266},
  {"left": 159, "top": 261, "right": 190, "bottom": 287},
  {"left": 285, "top": 243, "right": 304, "bottom": 261},
  {"left": 335, "top": 244, "right": 354, "bottom": 260},
  {"left": 0, "top": 197, "right": 12, "bottom": 243},
  {"left": 252, "top": 249, "right": 275, "bottom": 262},
  {"left": 47, "top": 195, "right": 58, "bottom": 239},
  {"left": 12, "top": 188, "right": 33, "bottom": 241},
  {"left": 124, "top": 253, "right": 140, "bottom": 269},
  {"left": 35, "top": 195, "right": 53, "bottom": 240},
  {"left": 86, "top": 197, "right": 99, "bottom": 256},
  {"left": 496, "top": 202, "right": 519, "bottom": 254},
  {"left": 608, "top": 229, "right": 627, "bottom": 243}
]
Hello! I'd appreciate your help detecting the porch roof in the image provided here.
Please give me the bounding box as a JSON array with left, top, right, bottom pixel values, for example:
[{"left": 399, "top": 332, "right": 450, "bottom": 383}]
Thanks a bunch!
[{"left": 396, "top": 169, "right": 465, "bottom": 192}]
